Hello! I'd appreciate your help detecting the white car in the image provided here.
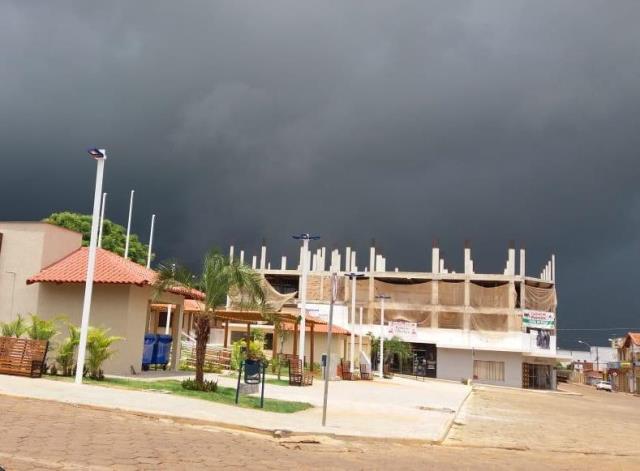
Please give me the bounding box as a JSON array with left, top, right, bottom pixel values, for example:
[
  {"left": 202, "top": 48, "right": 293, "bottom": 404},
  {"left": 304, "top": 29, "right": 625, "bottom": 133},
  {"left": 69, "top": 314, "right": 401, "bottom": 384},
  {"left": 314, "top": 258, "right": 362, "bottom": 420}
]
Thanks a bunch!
[{"left": 595, "top": 381, "right": 612, "bottom": 392}]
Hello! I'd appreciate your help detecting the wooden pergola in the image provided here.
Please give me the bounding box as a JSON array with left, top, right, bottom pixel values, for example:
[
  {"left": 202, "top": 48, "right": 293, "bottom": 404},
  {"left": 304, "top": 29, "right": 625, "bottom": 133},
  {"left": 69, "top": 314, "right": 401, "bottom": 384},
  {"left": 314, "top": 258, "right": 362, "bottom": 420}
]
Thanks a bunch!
[{"left": 183, "top": 302, "right": 332, "bottom": 371}]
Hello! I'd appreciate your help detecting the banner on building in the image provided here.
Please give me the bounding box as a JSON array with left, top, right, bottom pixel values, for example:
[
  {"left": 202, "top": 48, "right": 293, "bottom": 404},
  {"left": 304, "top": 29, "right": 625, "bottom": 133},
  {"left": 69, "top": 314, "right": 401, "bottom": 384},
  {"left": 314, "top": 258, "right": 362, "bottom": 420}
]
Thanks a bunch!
[
  {"left": 387, "top": 321, "right": 418, "bottom": 338},
  {"left": 523, "top": 310, "right": 555, "bottom": 330}
]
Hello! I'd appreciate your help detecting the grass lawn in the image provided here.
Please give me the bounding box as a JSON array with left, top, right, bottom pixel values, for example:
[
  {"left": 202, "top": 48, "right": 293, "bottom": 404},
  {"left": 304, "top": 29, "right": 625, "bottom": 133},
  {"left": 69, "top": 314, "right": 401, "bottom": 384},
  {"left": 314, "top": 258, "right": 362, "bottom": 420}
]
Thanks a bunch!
[{"left": 45, "top": 376, "right": 312, "bottom": 413}]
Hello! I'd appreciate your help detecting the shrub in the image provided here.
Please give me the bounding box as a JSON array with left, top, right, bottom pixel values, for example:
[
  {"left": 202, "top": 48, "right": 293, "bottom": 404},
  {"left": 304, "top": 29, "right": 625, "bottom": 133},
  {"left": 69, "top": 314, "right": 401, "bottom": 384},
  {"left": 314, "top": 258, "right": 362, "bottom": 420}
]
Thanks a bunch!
[
  {"left": 86, "top": 327, "right": 123, "bottom": 380},
  {"left": 56, "top": 324, "right": 80, "bottom": 376},
  {"left": 182, "top": 377, "right": 218, "bottom": 392},
  {"left": 1, "top": 314, "right": 27, "bottom": 338},
  {"left": 26, "top": 314, "right": 60, "bottom": 341}
]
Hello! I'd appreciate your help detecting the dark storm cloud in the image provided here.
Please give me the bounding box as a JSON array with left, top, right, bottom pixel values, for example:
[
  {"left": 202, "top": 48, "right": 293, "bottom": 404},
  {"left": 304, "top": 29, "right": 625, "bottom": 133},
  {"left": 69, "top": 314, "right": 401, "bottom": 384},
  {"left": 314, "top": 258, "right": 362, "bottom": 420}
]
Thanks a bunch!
[{"left": 2, "top": 1, "right": 640, "bottom": 346}]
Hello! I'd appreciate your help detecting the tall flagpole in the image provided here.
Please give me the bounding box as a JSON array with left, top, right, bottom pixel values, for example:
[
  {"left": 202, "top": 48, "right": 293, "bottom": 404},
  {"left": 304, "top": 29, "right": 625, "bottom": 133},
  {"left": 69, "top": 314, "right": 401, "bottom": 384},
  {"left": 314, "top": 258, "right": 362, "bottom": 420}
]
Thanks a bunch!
[
  {"left": 124, "top": 190, "right": 134, "bottom": 259},
  {"left": 146, "top": 214, "right": 155, "bottom": 269}
]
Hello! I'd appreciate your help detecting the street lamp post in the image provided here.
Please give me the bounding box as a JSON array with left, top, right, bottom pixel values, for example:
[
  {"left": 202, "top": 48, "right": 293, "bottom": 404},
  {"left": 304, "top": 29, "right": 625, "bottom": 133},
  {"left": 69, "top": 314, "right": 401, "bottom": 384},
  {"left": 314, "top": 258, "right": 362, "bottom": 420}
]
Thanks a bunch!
[
  {"left": 345, "top": 272, "right": 364, "bottom": 372},
  {"left": 98, "top": 192, "right": 107, "bottom": 248},
  {"left": 292, "top": 234, "right": 320, "bottom": 363},
  {"left": 322, "top": 271, "right": 338, "bottom": 427},
  {"left": 375, "top": 294, "right": 390, "bottom": 378},
  {"left": 75, "top": 148, "right": 107, "bottom": 385}
]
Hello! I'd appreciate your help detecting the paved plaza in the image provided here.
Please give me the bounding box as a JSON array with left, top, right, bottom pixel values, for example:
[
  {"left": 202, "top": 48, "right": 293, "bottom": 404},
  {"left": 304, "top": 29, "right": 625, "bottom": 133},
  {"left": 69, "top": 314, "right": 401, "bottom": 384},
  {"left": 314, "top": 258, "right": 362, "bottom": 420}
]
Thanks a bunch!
[
  {"left": 0, "top": 373, "right": 470, "bottom": 441},
  {"left": 1, "top": 382, "right": 639, "bottom": 470}
]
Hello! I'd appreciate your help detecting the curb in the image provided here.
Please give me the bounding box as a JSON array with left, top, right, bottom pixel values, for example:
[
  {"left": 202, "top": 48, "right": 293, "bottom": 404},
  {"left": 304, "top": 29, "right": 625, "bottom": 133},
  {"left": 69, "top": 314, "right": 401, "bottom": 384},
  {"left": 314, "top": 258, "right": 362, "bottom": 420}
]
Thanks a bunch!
[{"left": 438, "top": 385, "right": 473, "bottom": 443}]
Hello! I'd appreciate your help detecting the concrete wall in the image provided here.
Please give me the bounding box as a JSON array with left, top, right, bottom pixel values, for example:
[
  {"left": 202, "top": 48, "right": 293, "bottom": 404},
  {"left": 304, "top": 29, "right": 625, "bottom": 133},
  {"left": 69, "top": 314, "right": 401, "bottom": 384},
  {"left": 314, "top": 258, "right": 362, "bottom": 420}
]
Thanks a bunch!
[
  {"left": 0, "top": 222, "right": 81, "bottom": 324},
  {"left": 437, "top": 348, "right": 523, "bottom": 387},
  {"left": 437, "top": 348, "right": 472, "bottom": 382},
  {"left": 36, "top": 283, "right": 152, "bottom": 375}
]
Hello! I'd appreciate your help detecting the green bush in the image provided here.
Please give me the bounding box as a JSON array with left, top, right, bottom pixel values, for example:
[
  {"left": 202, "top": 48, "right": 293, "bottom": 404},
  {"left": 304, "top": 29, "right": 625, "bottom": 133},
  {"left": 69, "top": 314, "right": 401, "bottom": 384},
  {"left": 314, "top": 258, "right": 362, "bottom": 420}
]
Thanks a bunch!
[
  {"left": 86, "top": 327, "right": 123, "bottom": 380},
  {"left": 56, "top": 324, "right": 80, "bottom": 376},
  {"left": 1, "top": 314, "right": 27, "bottom": 338},
  {"left": 26, "top": 314, "right": 60, "bottom": 341},
  {"left": 182, "top": 377, "right": 218, "bottom": 392}
]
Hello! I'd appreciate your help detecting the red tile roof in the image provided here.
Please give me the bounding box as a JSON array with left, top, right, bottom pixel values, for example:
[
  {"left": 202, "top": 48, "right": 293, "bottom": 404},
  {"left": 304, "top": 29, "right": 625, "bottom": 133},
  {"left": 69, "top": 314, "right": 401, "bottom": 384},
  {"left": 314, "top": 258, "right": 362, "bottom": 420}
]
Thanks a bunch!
[
  {"left": 281, "top": 321, "right": 350, "bottom": 335},
  {"left": 27, "top": 247, "right": 204, "bottom": 300},
  {"left": 627, "top": 333, "right": 640, "bottom": 347}
]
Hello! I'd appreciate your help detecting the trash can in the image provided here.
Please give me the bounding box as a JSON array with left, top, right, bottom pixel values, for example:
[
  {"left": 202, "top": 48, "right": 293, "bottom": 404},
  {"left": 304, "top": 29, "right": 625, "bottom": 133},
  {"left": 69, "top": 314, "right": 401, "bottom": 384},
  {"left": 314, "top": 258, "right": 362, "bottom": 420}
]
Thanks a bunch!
[
  {"left": 142, "top": 334, "right": 157, "bottom": 371},
  {"left": 155, "top": 335, "right": 173, "bottom": 370}
]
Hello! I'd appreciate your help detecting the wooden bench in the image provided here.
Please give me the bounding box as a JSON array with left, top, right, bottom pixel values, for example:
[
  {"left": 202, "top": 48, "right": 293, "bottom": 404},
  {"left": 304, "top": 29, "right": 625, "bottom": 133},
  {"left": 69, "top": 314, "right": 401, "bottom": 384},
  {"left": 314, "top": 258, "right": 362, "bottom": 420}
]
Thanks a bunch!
[
  {"left": 359, "top": 362, "right": 373, "bottom": 380},
  {"left": 0, "top": 337, "right": 49, "bottom": 378},
  {"left": 288, "top": 358, "right": 313, "bottom": 386},
  {"left": 340, "top": 359, "right": 358, "bottom": 380}
]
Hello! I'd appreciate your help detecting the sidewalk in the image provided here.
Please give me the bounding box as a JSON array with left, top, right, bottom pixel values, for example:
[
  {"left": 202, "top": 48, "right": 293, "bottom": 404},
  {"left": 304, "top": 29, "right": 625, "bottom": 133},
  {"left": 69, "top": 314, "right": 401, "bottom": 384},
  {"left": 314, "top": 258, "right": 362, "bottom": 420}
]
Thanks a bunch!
[{"left": 0, "top": 374, "right": 470, "bottom": 442}]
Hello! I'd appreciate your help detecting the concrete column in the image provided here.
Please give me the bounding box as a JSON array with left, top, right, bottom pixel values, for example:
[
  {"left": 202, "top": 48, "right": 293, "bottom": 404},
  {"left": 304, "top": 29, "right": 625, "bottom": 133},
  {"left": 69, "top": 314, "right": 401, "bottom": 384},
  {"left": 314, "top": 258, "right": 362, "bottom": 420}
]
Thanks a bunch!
[
  {"left": 508, "top": 281, "right": 516, "bottom": 309},
  {"left": 464, "top": 241, "right": 472, "bottom": 275},
  {"left": 351, "top": 251, "right": 356, "bottom": 272},
  {"left": 345, "top": 247, "right": 352, "bottom": 272},
  {"left": 321, "top": 247, "right": 326, "bottom": 272},
  {"left": 551, "top": 254, "right": 556, "bottom": 282},
  {"left": 171, "top": 304, "right": 184, "bottom": 371},
  {"left": 251, "top": 255, "right": 257, "bottom": 269},
  {"left": 519, "top": 248, "right": 526, "bottom": 277},
  {"left": 281, "top": 256, "right": 287, "bottom": 270},
  {"left": 439, "top": 259, "right": 445, "bottom": 273},
  {"left": 165, "top": 304, "right": 172, "bottom": 335},
  {"left": 508, "top": 241, "right": 516, "bottom": 276},
  {"left": 229, "top": 245, "right": 234, "bottom": 262},
  {"left": 431, "top": 240, "right": 440, "bottom": 273},
  {"left": 239, "top": 250, "right": 245, "bottom": 265},
  {"left": 260, "top": 244, "right": 266, "bottom": 270},
  {"left": 369, "top": 244, "right": 376, "bottom": 275}
]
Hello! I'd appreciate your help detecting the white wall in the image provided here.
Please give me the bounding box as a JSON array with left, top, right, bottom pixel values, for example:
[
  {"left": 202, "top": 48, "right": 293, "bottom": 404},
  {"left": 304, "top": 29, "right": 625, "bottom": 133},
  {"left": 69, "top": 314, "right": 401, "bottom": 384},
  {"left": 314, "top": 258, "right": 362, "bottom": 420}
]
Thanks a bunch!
[{"left": 437, "top": 348, "right": 523, "bottom": 387}]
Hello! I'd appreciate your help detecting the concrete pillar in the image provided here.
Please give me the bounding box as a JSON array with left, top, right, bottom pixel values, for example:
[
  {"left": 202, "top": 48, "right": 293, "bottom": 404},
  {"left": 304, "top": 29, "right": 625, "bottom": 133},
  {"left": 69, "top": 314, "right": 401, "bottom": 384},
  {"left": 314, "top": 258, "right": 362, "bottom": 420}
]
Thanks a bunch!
[
  {"left": 345, "top": 247, "right": 352, "bottom": 272},
  {"left": 369, "top": 244, "right": 376, "bottom": 275},
  {"left": 281, "top": 256, "right": 287, "bottom": 270},
  {"left": 171, "top": 304, "right": 184, "bottom": 371},
  {"left": 508, "top": 241, "right": 516, "bottom": 276},
  {"left": 464, "top": 241, "right": 472, "bottom": 274},
  {"left": 312, "top": 253, "right": 318, "bottom": 272},
  {"left": 551, "top": 254, "right": 556, "bottom": 282},
  {"left": 321, "top": 247, "right": 326, "bottom": 272},
  {"left": 229, "top": 245, "right": 234, "bottom": 262},
  {"left": 165, "top": 304, "right": 172, "bottom": 335},
  {"left": 252, "top": 255, "right": 257, "bottom": 269},
  {"left": 267, "top": 262, "right": 271, "bottom": 270},
  {"left": 351, "top": 251, "right": 357, "bottom": 272},
  {"left": 519, "top": 248, "right": 526, "bottom": 277},
  {"left": 239, "top": 250, "right": 245, "bottom": 265},
  {"left": 432, "top": 240, "right": 440, "bottom": 273},
  {"left": 439, "top": 259, "right": 444, "bottom": 273},
  {"left": 260, "top": 245, "right": 266, "bottom": 270}
]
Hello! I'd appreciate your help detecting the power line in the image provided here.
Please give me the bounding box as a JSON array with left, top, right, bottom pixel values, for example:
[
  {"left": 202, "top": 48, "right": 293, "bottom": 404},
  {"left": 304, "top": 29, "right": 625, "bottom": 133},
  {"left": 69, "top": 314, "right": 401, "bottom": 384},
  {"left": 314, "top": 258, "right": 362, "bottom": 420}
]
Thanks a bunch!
[{"left": 557, "top": 327, "right": 640, "bottom": 331}]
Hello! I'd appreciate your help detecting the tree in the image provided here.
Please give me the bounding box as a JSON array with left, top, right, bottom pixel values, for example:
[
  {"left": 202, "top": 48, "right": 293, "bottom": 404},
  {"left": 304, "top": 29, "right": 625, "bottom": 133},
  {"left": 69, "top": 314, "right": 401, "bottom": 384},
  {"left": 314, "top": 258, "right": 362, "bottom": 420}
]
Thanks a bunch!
[
  {"left": 44, "top": 211, "right": 151, "bottom": 265},
  {"left": 154, "top": 249, "right": 265, "bottom": 386},
  {"left": 369, "top": 334, "right": 411, "bottom": 368}
]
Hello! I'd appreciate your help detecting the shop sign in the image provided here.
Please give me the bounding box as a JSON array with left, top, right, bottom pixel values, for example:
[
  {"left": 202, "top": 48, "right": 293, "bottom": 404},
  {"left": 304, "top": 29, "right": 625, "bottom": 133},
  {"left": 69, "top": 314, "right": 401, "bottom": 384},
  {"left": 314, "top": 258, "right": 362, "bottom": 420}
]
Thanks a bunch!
[
  {"left": 387, "top": 321, "right": 417, "bottom": 337},
  {"left": 523, "top": 310, "right": 555, "bottom": 329}
]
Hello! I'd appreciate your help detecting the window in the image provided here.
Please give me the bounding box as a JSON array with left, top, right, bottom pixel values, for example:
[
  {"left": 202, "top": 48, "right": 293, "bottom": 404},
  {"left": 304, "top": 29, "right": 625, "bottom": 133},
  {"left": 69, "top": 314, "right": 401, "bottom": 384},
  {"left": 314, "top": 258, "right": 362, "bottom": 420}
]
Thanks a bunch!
[{"left": 473, "top": 360, "right": 505, "bottom": 382}]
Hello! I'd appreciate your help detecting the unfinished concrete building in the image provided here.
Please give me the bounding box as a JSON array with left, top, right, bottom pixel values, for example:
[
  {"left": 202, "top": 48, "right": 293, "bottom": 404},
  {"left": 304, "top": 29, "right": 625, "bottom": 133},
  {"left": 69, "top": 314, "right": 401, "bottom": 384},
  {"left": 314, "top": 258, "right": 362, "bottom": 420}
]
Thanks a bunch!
[{"left": 231, "top": 240, "right": 559, "bottom": 389}]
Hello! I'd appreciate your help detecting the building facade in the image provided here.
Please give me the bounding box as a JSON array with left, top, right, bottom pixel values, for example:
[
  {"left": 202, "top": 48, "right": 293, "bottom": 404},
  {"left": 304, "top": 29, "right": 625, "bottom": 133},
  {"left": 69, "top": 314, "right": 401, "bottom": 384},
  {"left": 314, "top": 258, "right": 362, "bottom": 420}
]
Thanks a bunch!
[{"left": 232, "top": 240, "right": 559, "bottom": 389}]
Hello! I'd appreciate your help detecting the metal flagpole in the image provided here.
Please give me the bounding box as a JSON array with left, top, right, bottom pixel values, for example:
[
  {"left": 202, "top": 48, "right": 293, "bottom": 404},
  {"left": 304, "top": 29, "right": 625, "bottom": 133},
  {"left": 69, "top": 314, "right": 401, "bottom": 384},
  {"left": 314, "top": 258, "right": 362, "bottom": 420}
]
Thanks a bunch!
[
  {"left": 124, "top": 190, "right": 134, "bottom": 259},
  {"left": 322, "top": 272, "right": 337, "bottom": 426},
  {"left": 146, "top": 214, "right": 155, "bottom": 269}
]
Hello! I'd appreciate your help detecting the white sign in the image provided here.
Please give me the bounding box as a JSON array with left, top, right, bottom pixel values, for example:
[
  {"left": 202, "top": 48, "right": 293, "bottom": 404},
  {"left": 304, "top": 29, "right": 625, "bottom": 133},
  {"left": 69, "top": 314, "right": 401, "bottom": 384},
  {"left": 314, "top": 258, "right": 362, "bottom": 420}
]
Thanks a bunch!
[
  {"left": 387, "top": 321, "right": 417, "bottom": 338},
  {"left": 523, "top": 310, "right": 555, "bottom": 330}
]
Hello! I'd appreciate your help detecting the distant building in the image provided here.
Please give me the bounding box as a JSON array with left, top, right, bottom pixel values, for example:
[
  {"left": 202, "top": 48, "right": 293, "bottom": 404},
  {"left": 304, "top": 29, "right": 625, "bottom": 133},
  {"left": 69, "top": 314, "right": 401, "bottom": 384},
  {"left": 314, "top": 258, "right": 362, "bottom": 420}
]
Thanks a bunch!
[
  {"left": 234, "top": 239, "right": 561, "bottom": 389},
  {"left": 607, "top": 333, "right": 640, "bottom": 393},
  {"left": 556, "top": 347, "right": 618, "bottom": 372}
]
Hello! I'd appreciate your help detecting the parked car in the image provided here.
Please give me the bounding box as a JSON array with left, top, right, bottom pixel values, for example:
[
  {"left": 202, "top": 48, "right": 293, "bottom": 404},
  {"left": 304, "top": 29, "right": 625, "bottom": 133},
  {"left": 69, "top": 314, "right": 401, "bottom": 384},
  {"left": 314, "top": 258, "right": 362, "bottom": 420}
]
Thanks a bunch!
[{"left": 595, "top": 381, "right": 612, "bottom": 392}]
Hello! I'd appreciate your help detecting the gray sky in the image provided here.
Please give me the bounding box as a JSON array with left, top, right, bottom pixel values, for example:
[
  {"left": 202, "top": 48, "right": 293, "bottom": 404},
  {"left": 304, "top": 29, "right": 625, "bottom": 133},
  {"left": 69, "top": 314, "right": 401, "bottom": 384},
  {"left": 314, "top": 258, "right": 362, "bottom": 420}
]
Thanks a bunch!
[{"left": 2, "top": 1, "right": 639, "bottom": 347}]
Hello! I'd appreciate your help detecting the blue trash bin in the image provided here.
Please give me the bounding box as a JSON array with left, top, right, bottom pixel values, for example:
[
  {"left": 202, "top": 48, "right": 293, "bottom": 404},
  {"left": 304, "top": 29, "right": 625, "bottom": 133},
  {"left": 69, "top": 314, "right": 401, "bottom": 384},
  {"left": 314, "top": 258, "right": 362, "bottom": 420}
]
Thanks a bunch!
[
  {"left": 155, "top": 335, "right": 173, "bottom": 369},
  {"left": 142, "top": 334, "right": 157, "bottom": 371}
]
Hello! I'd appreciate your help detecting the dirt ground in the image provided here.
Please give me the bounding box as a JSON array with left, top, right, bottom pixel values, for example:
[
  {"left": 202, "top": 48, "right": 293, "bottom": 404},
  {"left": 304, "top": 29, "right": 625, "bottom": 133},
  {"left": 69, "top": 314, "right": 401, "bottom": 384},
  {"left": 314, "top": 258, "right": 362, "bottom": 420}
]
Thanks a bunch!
[{"left": 1, "top": 382, "right": 639, "bottom": 470}]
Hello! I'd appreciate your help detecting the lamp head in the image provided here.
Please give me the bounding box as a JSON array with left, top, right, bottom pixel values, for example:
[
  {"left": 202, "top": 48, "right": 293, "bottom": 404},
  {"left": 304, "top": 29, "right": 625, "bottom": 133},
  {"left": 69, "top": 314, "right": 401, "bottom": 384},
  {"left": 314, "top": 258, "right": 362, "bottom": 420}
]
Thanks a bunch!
[{"left": 87, "top": 148, "right": 106, "bottom": 160}]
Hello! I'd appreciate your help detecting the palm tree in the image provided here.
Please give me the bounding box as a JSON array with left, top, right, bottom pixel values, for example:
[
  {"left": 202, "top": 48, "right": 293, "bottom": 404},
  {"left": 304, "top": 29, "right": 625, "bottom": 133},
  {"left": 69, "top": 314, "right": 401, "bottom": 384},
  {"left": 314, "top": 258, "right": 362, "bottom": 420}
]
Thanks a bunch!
[
  {"left": 1, "top": 314, "right": 27, "bottom": 338},
  {"left": 154, "top": 249, "right": 265, "bottom": 386},
  {"left": 86, "top": 326, "right": 122, "bottom": 379}
]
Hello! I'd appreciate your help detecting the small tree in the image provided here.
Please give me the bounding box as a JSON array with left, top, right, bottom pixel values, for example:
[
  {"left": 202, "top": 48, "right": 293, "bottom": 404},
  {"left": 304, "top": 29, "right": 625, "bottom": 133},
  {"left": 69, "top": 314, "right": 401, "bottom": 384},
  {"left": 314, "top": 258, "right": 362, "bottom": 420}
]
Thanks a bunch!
[
  {"left": 154, "top": 249, "right": 265, "bottom": 386},
  {"left": 56, "top": 324, "right": 80, "bottom": 376},
  {"left": 26, "top": 314, "right": 60, "bottom": 341},
  {"left": 86, "top": 327, "right": 123, "bottom": 379},
  {"left": 1, "top": 314, "right": 27, "bottom": 338},
  {"left": 369, "top": 334, "right": 411, "bottom": 370}
]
